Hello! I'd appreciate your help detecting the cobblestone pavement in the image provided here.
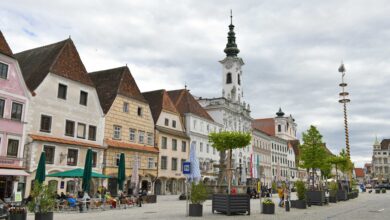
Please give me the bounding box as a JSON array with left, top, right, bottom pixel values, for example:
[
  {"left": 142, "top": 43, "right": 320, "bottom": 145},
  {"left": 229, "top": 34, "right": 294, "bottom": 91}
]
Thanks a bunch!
[{"left": 27, "top": 192, "right": 390, "bottom": 220}]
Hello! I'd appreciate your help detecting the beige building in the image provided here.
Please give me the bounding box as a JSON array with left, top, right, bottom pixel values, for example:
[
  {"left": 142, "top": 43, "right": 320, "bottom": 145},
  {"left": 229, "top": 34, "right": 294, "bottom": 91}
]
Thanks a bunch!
[
  {"left": 90, "top": 66, "right": 158, "bottom": 196},
  {"left": 143, "top": 90, "right": 189, "bottom": 195}
]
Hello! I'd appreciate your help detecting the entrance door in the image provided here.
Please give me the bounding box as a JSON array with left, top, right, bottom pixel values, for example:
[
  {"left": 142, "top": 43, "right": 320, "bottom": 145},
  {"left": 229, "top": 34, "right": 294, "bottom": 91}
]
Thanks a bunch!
[
  {"left": 154, "top": 180, "right": 162, "bottom": 195},
  {"left": 108, "top": 178, "right": 118, "bottom": 196}
]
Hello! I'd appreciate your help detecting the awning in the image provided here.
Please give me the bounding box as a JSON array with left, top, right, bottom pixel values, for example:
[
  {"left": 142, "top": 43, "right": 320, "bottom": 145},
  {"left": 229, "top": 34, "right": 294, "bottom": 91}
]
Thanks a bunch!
[
  {"left": 0, "top": 169, "right": 30, "bottom": 176},
  {"left": 46, "top": 168, "right": 109, "bottom": 178}
]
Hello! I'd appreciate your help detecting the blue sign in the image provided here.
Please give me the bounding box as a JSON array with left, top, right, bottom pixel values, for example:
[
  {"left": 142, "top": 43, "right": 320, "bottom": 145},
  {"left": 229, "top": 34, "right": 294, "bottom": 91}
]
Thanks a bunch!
[{"left": 183, "top": 162, "right": 191, "bottom": 174}]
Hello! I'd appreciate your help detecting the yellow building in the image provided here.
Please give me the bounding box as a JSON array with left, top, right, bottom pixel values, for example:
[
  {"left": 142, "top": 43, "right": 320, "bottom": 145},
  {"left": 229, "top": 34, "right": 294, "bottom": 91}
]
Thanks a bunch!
[
  {"left": 143, "top": 90, "right": 189, "bottom": 195},
  {"left": 90, "top": 66, "right": 158, "bottom": 195}
]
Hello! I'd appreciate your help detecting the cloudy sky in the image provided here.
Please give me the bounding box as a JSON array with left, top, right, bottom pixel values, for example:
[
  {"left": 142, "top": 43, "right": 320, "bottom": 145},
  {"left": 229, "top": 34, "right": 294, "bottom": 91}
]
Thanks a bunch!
[{"left": 2, "top": 0, "right": 389, "bottom": 167}]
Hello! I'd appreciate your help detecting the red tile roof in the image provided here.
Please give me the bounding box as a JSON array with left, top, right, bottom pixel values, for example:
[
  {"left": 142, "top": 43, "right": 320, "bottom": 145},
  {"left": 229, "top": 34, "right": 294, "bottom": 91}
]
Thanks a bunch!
[
  {"left": 142, "top": 89, "right": 179, "bottom": 123},
  {"left": 105, "top": 139, "right": 159, "bottom": 153},
  {"left": 354, "top": 168, "right": 364, "bottom": 178},
  {"left": 167, "top": 89, "right": 214, "bottom": 122},
  {"left": 0, "top": 31, "right": 13, "bottom": 57},
  {"left": 29, "top": 134, "right": 104, "bottom": 149},
  {"left": 15, "top": 38, "right": 94, "bottom": 92},
  {"left": 90, "top": 66, "right": 147, "bottom": 114},
  {"left": 252, "top": 118, "right": 275, "bottom": 136}
]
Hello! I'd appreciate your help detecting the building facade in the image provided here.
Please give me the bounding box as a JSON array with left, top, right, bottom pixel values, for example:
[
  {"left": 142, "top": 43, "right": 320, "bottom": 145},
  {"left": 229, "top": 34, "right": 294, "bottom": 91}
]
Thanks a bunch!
[
  {"left": 143, "top": 90, "right": 189, "bottom": 195},
  {"left": 168, "top": 89, "right": 222, "bottom": 183},
  {"left": 15, "top": 38, "right": 105, "bottom": 196},
  {"left": 90, "top": 66, "right": 158, "bottom": 196},
  {"left": 371, "top": 138, "right": 390, "bottom": 182},
  {"left": 197, "top": 16, "right": 252, "bottom": 184},
  {"left": 0, "top": 31, "right": 30, "bottom": 200},
  {"left": 251, "top": 128, "right": 272, "bottom": 187}
]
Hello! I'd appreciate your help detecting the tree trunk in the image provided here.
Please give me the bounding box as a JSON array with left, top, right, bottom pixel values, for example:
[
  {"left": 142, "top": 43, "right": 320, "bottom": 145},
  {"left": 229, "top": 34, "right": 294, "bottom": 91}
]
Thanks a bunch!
[
  {"left": 228, "top": 149, "right": 232, "bottom": 194},
  {"left": 218, "top": 150, "right": 227, "bottom": 186}
]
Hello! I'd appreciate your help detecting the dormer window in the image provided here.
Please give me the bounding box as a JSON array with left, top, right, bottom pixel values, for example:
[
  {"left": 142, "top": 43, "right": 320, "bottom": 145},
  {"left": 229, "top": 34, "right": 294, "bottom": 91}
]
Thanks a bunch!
[
  {"left": 226, "top": 73, "right": 232, "bottom": 84},
  {"left": 0, "top": 62, "right": 8, "bottom": 79}
]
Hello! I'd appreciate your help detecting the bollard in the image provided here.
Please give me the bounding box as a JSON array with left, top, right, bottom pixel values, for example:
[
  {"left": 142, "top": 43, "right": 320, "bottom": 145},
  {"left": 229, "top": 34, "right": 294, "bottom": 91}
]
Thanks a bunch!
[{"left": 285, "top": 200, "right": 290, "bottom": 212}]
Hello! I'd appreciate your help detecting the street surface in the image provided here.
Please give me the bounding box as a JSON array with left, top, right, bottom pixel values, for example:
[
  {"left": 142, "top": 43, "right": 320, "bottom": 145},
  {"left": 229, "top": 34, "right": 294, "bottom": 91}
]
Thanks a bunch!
[{"left": 27, "top": 192, "right": 390, "bottom": 220}]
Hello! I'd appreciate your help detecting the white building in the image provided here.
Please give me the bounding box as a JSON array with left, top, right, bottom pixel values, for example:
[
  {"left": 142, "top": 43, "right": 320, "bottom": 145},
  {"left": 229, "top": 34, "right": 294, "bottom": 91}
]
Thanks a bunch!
[
  {"left": 197, "top": 15, "right": 252, "bottom": 183},
  {"left": 372, "top": 138, "right": 390, "bottom": 181},
  {"left": 168, "top": 89, "right": 222, "bottom": 183},
  {"left": 15, "top": 38, "right": 105, "bottom": 196},
  {"left": 251, "top": 128, "right": 272, "bottom": 187}
]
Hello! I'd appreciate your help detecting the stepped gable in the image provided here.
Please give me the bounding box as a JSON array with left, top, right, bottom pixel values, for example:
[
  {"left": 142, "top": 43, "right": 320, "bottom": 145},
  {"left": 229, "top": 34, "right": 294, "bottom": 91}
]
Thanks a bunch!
[
  {"left": 90, "top": 66, "right": 146, "bottom": 114},
  {"left": 168, "top": 89, "right": 214, "bottom": 122},
  {"left": 142, "top": 89, "right": 179, "bottom": 123},
  {"left": 0, "top": 31, "right": 13, "bottom": 57},
  {"left": 14, "top": 38, "right": 93, "bottom": 92},
  {"left": 252, "top": 118, "right": 275, "bottom": 136}
]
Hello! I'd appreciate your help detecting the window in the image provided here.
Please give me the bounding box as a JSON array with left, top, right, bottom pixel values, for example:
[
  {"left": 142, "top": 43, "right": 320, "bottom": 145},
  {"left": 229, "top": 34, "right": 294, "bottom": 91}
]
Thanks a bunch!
[
  {"left": 7, "top": 139, "right": 19, "bottom": 157},
  {"left": 129, "top": 129, "right": 136, "bottom": 142},
  {"left": 0, "top": 99, "right": 4, "bottom": 118},
  {"left": 172, "top": 120, "right": 176, "bottom": 128},
  {"left": 0, "top": 62, "right": 8, "bottom": 79},
  {"left": 65, "top": 120, "right": 75, "bottom": 136},
  {"left": 161, "top": 137, "right": 167, "bottom": 149},
  {"left": 66, "top": 181, "right": 76, "bottom": 193},
  {"left": 77, "top": 123, "right": 86, "bottom": 139},
  {"left": 181, "top": 141, "right": 186, "bottom": 152},
  {"left": 193, "top": 120, "right": 197, "bottom": 129},
  {"left": 79, "top": 91, "right": 88, "bottom": 106},
  {"left": 181, "top": 159, "right": 186, "bottom": 171},
  {"left": 171, "top": 158, "right": 177, "bottom": 170},
  {"left": 88, "top": 125, "right": 96, "bottom": 141},
  {"left": 67, "top": 149, "right": 78, "bottom": 166},
  {"left": 147, "top": 132, "right": 153, "bottom": 145},
  {"left": 164, "top": 118, "right": 169, "bottom": 126},
  {"left": 200, "top": 142, "right": 203, "bottom": 152},
  {"left": 92, "top": 151, "right": 97, "bottom": 167},
  {"left": 161, "top": 156, "right": 167, "bottom": 170},
  {"left": 123, "top": 102, "right": 129, "bottom": 113},
  {"left": 11, "top": 102, "right": 23, "bottom": 121},
  {"left": 138, "top": 131, "right": 145, "bottom": 144},
  {"left": 206, "top": 144, "right": 209, "bottom": 153},
  {"left": 278, "top": 124, "right": 281, "bottom": 132},
  {"left": 137, "top": 107, "right": 143, "bottom": 116},
  {"left": 40, "top": 115, "right": 52, "bottom": 133},
  {"left": 113, "top": 125, "right": 121, "bottom": 139},
  {"left": 148, "top": 158, "right": 154, "bottom": 169},
  {"left": 115, "top": 154, "right": 121, "bottom": 166},
  {"left": 213, "top": 147, "right": 216, "bottom": 155},
  {"left": 172, "top": 139, "right": 177, "bottom": 151},
  {"left": 238, "top": 74, "right": 241, "bottom": 85},
  {"left": 226, "top": 73, "right": 232, "bottom": 84},
  {"left": 44, "top": 145, "right": 55, "bottom": 164},
  {"left": 57, "top": 84, "right": 67, "bottom": 99}
]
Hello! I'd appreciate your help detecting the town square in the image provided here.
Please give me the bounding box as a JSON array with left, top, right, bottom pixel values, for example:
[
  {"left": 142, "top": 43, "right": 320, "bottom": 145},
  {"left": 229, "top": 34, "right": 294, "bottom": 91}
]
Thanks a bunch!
[{"left": 0, "top": 0, "right": 389, "bottom": 220}]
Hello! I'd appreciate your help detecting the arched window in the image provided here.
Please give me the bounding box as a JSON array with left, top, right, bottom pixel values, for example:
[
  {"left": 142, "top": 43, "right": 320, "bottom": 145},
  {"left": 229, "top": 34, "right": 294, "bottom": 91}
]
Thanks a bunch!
[
  {"left": 238, "top": 74, "right": 241, "bottom": 85},
  {"left": 278, "top": 124, "right": 281, "bottom": 132},
  {"left": 226, "top": 73, "right": 232, "bottom": 84}
]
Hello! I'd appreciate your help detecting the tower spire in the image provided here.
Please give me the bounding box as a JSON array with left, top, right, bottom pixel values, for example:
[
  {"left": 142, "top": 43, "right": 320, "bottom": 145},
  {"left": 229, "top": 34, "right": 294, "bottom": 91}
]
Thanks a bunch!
[{"left": 224, "top": 10, "right": 240, "bottom": 57}]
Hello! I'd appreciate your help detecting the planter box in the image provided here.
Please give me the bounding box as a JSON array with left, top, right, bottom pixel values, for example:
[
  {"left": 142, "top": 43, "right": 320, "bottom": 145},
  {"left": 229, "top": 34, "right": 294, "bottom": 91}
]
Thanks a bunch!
[
  {"left": 294, "top": 200, "right": 306, "bottom": 209},
  {"left": 382, "top": 189, "right": 386, "bottom": 193},
  {"left": 35, "top": 212, "right": 53, "bottom": 220},
  {"left": 306, "top": 191, "right": 325, "bottom": 206},
  {"left": 337, "top": 190, "right": 348, "bottom": 201},
  {"left": 212, "top": 194, "right": 250, "bottom": 216},
  {"left": 189, "top": 204, "right": 203, "bottom": 217},
  {"left": 262, "top": 203, "right": 275, "bottom": 214},
  {"left": 10, "top": 213, "right": 27, "bottom": 220},
  {"left": 375, "top": 189, "right": 381, "bottom": 194},
  {"left": 329, "top": 196, "right": 338, "bottom": 203}
]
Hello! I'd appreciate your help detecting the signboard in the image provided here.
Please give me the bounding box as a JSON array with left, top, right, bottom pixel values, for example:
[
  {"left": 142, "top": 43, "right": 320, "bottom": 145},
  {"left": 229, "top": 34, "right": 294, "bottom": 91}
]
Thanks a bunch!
[
  {"left": 183, "top": 162, "right": 191, "bottom": 174},
  {"left": 14, "top": 192, "right": 22, "bottom": 202}
]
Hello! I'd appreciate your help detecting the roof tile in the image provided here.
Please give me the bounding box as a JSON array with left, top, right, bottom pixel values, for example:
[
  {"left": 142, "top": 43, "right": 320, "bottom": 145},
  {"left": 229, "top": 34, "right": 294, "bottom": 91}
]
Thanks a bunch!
[
  {"left": 29, "top": 134, "right": 104, "bottom": 149},
  {"left": 0, "top": 31, "right": 13, "bottom": 57},
  {"left": 106, "top": 139, "right": 159, "bottom": 153}
]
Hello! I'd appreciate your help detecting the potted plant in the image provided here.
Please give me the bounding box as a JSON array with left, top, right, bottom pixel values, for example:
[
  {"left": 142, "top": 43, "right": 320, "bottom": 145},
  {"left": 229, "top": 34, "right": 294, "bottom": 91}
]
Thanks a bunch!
[
  {"left": 381, "top": 188, "right": 386, "bottom": 193},
  {"left": 9, "top": 206, "right": 27, "bottom": 220},
  {"left": 27, "top": 182, "right": 56, "bottom": 220},
  {"left": 294, "top": 180, "right": 307, "bottom": 209},
  {"left": 262, "top": 199, "right": 275, "bottom": 214},
  {"left": 375, "top": 188, "right": 381, "bottom": 194},
  {"left": 189, "top": 182, "right": 208, "bottom": 217},
  {"left": 329, "top": 181, "right": 338, "bottom": 203}
]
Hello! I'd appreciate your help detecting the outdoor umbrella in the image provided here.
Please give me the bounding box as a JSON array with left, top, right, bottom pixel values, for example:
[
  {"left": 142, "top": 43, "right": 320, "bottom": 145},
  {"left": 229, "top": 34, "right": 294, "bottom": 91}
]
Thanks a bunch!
[
  {"left": 47, "top": 168, "right": 109, "bottom": 178},
  {"left": 82, "top": 149, "right": 93, "bottom": 192},
  {"left": 35, "top": 152, "right": 46, "bottom": 184},
  {"left": 118, "top": 153, "right": 126, "bottom": 191},
  {"left": 188, "top": 141, "right": 201, "bottom": 183},
  {"left": 130, "top": 154, "right": 139, "bottom": 195}
]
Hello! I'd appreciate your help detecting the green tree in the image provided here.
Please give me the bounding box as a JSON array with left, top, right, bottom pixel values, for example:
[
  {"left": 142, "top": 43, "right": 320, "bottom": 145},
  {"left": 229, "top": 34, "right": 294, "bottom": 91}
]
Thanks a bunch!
[
  {"left": 299, "top": 125, "right": 327, "bottom": 189},
  {"left": 209, "top": 131, "right": 251, "bottom": 194}
]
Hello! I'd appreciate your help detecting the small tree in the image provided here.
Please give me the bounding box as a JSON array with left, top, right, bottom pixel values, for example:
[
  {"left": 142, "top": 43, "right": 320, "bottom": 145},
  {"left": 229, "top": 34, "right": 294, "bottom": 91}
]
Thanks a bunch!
[
  {"left": 295, "top": 180, "right": 306, "bottom": 201},
  {"left": 299, "top": 125, "right": 327, "bottom": 190},
  {"left": 209, "top": 131, "right": 251, "bottom": 194},
  {"left": 27, "top": 181, "right": 56, "bottom": 214},
  {"left": 190, "top": 181, "right": 208, "bottom": 204}
]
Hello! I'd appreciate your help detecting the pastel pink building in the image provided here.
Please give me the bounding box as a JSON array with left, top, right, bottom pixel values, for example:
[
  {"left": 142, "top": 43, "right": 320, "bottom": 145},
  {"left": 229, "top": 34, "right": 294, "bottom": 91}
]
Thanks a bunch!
[{"left": 0, "top": 31, "right": 30, "bottom": 200}]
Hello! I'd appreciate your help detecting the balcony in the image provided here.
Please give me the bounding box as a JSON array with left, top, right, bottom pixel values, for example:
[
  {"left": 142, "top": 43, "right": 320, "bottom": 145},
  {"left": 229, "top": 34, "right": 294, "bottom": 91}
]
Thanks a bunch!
[{"left": 0, "top": 156, "right": 25, "bottom": 169}]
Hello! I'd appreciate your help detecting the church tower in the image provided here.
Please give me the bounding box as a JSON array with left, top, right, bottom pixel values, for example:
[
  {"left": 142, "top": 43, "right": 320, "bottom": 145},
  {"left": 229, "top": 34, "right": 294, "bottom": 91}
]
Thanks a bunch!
[
  {"left": 220, "top": 11, "right": 245, "bottom": 103},
  {"left": 373, "top": 136, "right": 381, "bottom": 151}
]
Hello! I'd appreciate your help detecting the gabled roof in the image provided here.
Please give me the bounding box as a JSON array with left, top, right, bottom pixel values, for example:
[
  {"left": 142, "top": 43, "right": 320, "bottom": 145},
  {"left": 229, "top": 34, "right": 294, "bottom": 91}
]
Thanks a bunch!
[
  {"left": 142, "top": 89, "right": 179, "bottom": 123},
  {"left": 14, "top": 38, "right": 93, "bottom": 92},
  {"left": 89, "top": 66, "right": 147, "bottom": 114},
  {"left": 354, "top": 168, "right": 364, "bottom": 178},
  {"left": 167, "top": 89, "right": 214, "bottom": 122},
  {"left": 0, "top": 31, "right": 13, "bottom": 57},
  {"left": 252, "top": 118, "right": 275, "bottom": 136},
  {"left": 380, "top": 139, "right": 390, "bottom": 150}
]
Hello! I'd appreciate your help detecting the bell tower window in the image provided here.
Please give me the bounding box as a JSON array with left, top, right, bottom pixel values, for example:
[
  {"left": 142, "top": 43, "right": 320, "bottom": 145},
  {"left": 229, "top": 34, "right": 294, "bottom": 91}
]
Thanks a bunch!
[
  {"left": 238, "top": 74, "right": 241, "bottom": 85},
  {"left": 226, "top": 73, "right": 232, "bottom": 84}
]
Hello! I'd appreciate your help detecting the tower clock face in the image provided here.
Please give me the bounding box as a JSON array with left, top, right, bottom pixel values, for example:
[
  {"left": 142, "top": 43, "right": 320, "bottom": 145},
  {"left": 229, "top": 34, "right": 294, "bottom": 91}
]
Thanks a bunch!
[{"left": 225, "top": 61, "right": 233, "bottom": 69}]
